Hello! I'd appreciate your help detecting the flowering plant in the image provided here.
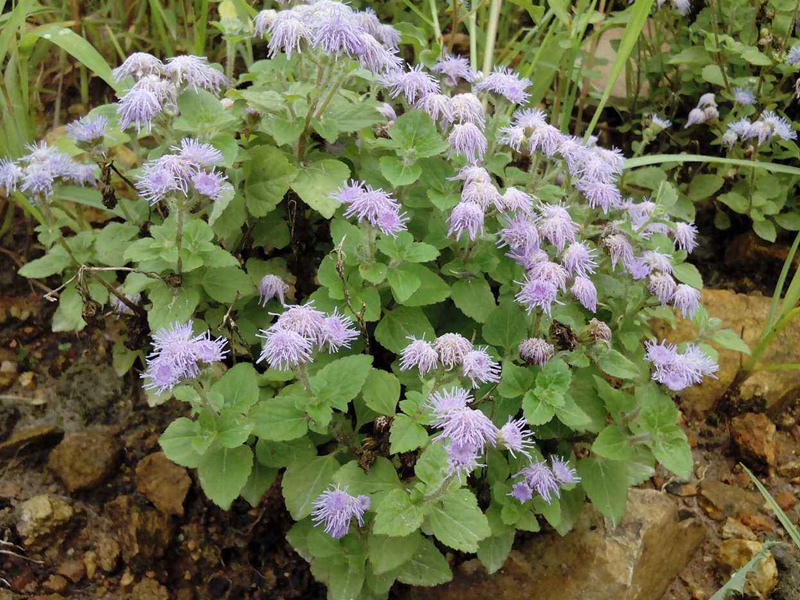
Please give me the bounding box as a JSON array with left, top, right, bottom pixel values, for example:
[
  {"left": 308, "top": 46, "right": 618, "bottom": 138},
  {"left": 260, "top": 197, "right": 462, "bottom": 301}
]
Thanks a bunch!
[
  {"left": 623, "top": 0, "right": 800, "bottom": 241},
  {"left": 5, "top": 1, "right": 745, "bottom": 597}
]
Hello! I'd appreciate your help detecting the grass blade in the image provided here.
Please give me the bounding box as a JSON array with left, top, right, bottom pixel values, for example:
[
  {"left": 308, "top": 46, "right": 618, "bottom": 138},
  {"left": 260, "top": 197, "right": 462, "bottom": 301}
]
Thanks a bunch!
[
  {"left": 624, "top": 153, "right": 800, "bottom": 177},
  {"left": 766, "top": 231, "right": 800, "bottom": 332},
  {"left": 743, "top": 465, "right": 800, "bottom": 548},
  {"left": 709, "top": 540, "right": 780, "bottom": 600},
  {"left": 28, "top": 24, "right": 120, "bottom": 93},
  {"left": 583, "top": 0, "right": 655, "bottom": 141}
]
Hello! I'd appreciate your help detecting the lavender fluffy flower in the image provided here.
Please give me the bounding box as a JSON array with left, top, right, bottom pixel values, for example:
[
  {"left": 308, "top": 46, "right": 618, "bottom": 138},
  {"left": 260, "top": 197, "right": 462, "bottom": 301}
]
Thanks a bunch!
[
  {"left": 498, "top": 125, "right": 526, "bottom": 152},
  {"left": 109, "top": 292, "right": 141, "bottom": 316},
  {"left": 537, "top": 204, "right": 578, "bottom": 253},
  {"left": 357, "top": 33, "right": 402, "bottom": 73},
  {"left": 381, "top": 65, "right": 440, "bottom": 104},
  {"left": 449, "top": 93, "right": 485, "bottom": 128},
  {"left": 513, "top": 109, "right": 562, "bottom": 157},
  {"left": 603, "top": 233, "right": 634, "bottom": 269},
  {"left": 400, "top": 336, "right": 440, "bottom": 376},
  {"left": 550, "top": 457, "right": 580, "bottom": 485},
  {"left": 113, "top": 52, "right": 164, "bottom": 80},
  {"left": 66, "top": 115, "right": 108, "bottom": 144},
  {"left": 317, "top": 309, "right": 359, "bottom": 352},
  {"left": 519, "top": 338, "right": 554, "bottom": 365},
  {"left": 528, "top": 260, "right": 569, "bottom": 292},
  {"left": 744, "top": 111, "right": 797, "bottom": 145},
  {"left": 461, "top": 348, "right": 501, "bottom": 388},
  {"left": 788, "top": 46, "right": 800, "bottom": 67},
  {"left": 642, "top": 250, "right": 674, "bottom": 275},
  {"left": 142, "top": 321, "right": 227, "bottom": 394},
  {"left": 259, "top": 274, "right": 290, "bottom": 306},
  {"left": 510, "top": 482, "right": 534, "bottom": 502},
  {"left": 651, "top": 114, "right": 672, "bottom": 130},
  {"left": 673, "top": 222, "right": 699, "bottom": 253},
  {"left": 136, "top": 163, "right": 180, "bottom": 204},
  {"left": 256, "top": 328, "right": 313, "bottom": 370},
  {"left": 733, "top": 86, "right": 756, "bottom": 105},
  {"left": 684, "top": 108, "right": 707, "bottom": 128},
  {"left": 116, "top": 84, "right": 163, "bottom": 133},
  {"left": 644, "top": 340, "right": 718, "bottom": 391},
  {"left": 434, "top": 333, "right": 473, "bottom": 368},
  {"left": 498, "top": 418, "right": 535, "bottom": 458},
  {"left": 446, "top": 441, "right": 484, "bottom": 475},
  {"left": 576, "top": 179, "right": 622, "bottom": 213},
  {"left": 311, "top": 485, "right": 370, "bottom": 539},
  {"left": 332, "top": 181, "right": 407, "bottom": 236},
  {"left": 515, "top": 276, "right": 560, "bottom": 315},
  {"left": 427, "top": 387, "right": 471, "bottom": 418},
  {"left": 173, "top": 138, "right": 223, "bottom": 166},
  {"left": 417, "top": 93, "right": 453, "bottom": 124},
  {"left": 500, "top": 187, "right": 534, "bottom": 213},
  {"left": 648, "top": 272, "right": 677, "bottom": 305},
  {"left": 432, "top": 54, "right": 475, "bottom": 86},
  {"left": 571, "top": 276, "right": 598, "bottom": 312},
  {"left": 267, "top": 11, "right": 311, "bottom": 58},
  {"left": 312, "top": 12, "right": 366, "bottom": 56},
  {"left": 254, "top": 9, "right": 277, "bottom": 37},
  {"left": 12, "top": 142, "right": 92, "bottom": 199},
  {"left": 0, "top": 159, "right": 23, "bottom": 195},
  {"left": 461, "top": 179, "right": 502, "bottom": 210},
  {"left": 430, "top": 399, "right": 498, "bottom": 449},
  {"left": 165, "top": 55, "right": 228, "bottom": 95},
  {"left": 673, "top": 284, "right": 701, "bottom": 318},
  {"left": 447, "top": 123, "right": 487, "bottom": 163},
  {"left": 448, "top": 201, "right": 485, "bottom": 241},
  {"left": 274, "top": 303, "right": 327, "bottom": 341},
  {"left": 475, "top": 67, "right": 531, "bottom": 104},
  {"left": 192, "top": 170, "right": 226, "bottom": 200},
  {"left": 498, "top": 213, "right": 540, "bottom": 252},
  {"left": 514, "top": 461, "right": 560, "bottom": 503},
  {"left": 562, "top": 242, "right": 597, "bottom": 276}
]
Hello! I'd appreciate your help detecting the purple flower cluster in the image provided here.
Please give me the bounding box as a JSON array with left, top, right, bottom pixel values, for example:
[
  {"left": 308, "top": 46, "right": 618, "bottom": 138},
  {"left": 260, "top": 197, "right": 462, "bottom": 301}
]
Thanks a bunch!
[
  {"left": 684, "top": 93, "right": 719, "bottom": 129},
  {"left": 113, "top": 52, "right": 228, "bottom": 133},
  {"left": 256, "top": 302, "right": 358, "bottom": 370},
  {"left": 255, "top": 2, "right": 400, "bottom": 73},
  {"left": 723, "top": 111, "right": 797, "bottom": 148},
  {"left": 519, "top": 338, "right": 555, "bottom": 365},
  {"left": 400, "top": 333, "right": 500, "bottom": 388},
  {"left": 510, "top": 456, "right": 580, "bottom": 504},
  {"left": 656, "top": 0, "right": 691, "bottom": 15},
  {"left": 311, "top": 484, "right": 370, "bottom": 539},
  {"left": 109, "top": 292, "right": 142, "bottom": 317},
  {"left": 135, "top": 138, "right": 227, "bottom": 204},
  {"left": 474, "top": 67, "right": 531, "bottom": 105},
  {"left": 432, "top": 54, "right": 476, "bottom": 87},
  {"left": 66, "top": 114, "right": 108, "bottom": 144},
  {"left": 331, "top": 180, "right": 407, "bottom": 236},
  {"left": 142, "top": 321, "right": 228, "bottom": 395},
  {"left": 0, "top": 142, "right": 95, "bottom": 201},
  {"left": 644, "top": 340, "right": 719, "bottom": 391}
]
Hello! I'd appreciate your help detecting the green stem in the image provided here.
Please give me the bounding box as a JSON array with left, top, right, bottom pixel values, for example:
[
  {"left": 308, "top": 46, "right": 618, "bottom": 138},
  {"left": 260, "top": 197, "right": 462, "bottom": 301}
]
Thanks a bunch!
[
  {"left": 175, "top": 200, "right": 185, "bottom": 275},
  {"left": 428, "top": 0, "right": 442, "bottom": 42},
  {"left": 482, "top": 0, "right": 502, "bottom": 77},
  {"left": 467, "top": 10, "right": 478, "bottom": 71},
  {"left": 296, "top": 362, "right": 313, "bottom": 394}
]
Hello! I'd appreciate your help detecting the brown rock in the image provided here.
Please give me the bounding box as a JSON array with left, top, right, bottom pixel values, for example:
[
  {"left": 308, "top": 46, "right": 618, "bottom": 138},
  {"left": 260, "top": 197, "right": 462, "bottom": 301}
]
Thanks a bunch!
[
  {"left": 741, "top": 513, "right": 774, "bottom": 533},
  {"left": 95, "top": 535, "right": 120, "bottom": 573},
  {"left": 730, "top": 413, "right": 776, "bottom": 469},
  {"left": 0, "top": 425, "right": 64, "bottom": 459},
  {"left": 83, "top": 551, "right": 98, "bottom": 579},
  {"left": 405, "top": 489, "right": 705, "bottom": 600},
  {"left": 135, "top": 452, "right": 191, "bottom": 516},
  {"left": 131, "top": 579, "right": 169, "bottom": 600},
  {"left": 42, "top": 575, "right": 68, "bottom": 593},
  {"left": 775, "top": 491, "right": 797, "bottom": 511},
  {"left": 0, "top": 360, "right": 18, "bottom": 388},
  {"left": 698, "top": 481, "right": 762, "bottom": 521},
  {"left": 48, "top": 431, "right": 121, "bottom": 492},
  {"left": 16, "top": 495, "right": 74, "bottom": 550},
  {"left": 717, "top": 539, "right": 778, "bottom": 598},
  {"left": 721, "top": 518, "right": 757, "bottom": 541},
  {"left": 57, "top": 559, "right": 85, "bottom": 583},
  {"left": 777, "top": 459, "right": 800, "bottom": 479},
  {"left": 655, "top": 289, "right": 800, "bottom": 414},
  {"left": 106, "top": 496, "right": 173, "bottom": 565}
]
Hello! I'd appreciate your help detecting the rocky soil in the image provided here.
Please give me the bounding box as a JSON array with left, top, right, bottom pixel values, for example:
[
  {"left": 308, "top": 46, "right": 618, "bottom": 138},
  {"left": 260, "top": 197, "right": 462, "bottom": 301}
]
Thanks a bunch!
[{"left": 1, "top": 231, "right": 800, "bottom": 599}]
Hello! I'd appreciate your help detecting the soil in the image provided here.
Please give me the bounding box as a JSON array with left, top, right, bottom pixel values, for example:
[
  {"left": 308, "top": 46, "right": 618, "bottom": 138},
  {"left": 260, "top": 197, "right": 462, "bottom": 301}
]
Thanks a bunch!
[{"left": 1, "top": 203, "right": 800, "bottom": 599}]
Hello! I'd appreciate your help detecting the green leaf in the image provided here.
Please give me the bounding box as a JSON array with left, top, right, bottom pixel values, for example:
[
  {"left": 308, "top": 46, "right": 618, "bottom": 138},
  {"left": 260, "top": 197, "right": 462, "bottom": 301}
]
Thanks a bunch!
[
  {"left": 741, "top": 46, "right": 772, "bottom": 66},
  {"left": 327, "top": 547, "right": 366, "bottom": 600},
  {"left": 240, "top": 461, "right": 278, "bottom": 507},
  {"left": 256, "top": 437, "right": 316, "bottom": 468},
  {"left": 598, "top": 349, "right": 641, "bottom": 380},
  {"left": 483, "top": 300, "right": 527, "bottom": 350},
  {"left": 251, "top": 396, "right": 309, "bottom": 441},
  {"left": 522, "top": 391, "right": 556, "bottom": 425},
  {"left": 244, "top": 146, "right": 298, "bottom": 217},
  {"left": 497, "top": 361, "right": 535, "bottom": 398},
  {"left": 428, "top": 488, "right": 491, "bottom": 552},
  {"left": 333, "top": 458, "right": 401, "bottom": 497},
  {"left": 672, "top": 263, "right": 703, "bottom": 289},
  {"left": 712, "top": 329, "right": 751, "bottom": 354},
  {"left": 389, "top": 110, "right": 449, "bottom": 158},
  {"left": 395, "top": 538, "right": 452, "bottom": 586},
  {"left": 415, "top": 443, "right": 449, "bottom": 489},
  {"left": 159, "top": 417, "right": 205, "bottom": 468},
  {"left": 311, "top": 355, "right": 373, "bottom": 411},
  {"left": 362, "top": 370, "right": 401, "bottom": 416},
  {"left": 290, "top": 159, "right": 350, "bottom": 219},
  {"left": 532, "top": 359, "right": 572, "bottom": 407},
  {"left": 282, "top": 455, "right": 340, "bottom": 520},
  {"left": 212, "top": 363, "right": 260, "bottom": 412},
  {"left": 390, "top": 414, "right": 430, "bottom": 454},
  {"left": 404, "top": 242, "right": 439, "bottom": 263},
  {"left": 173, "top": 89, "right": 237, "bottom": 136},
  {"left": 198, "top": 445, "right": 254, "bottom": 510},
  {"left": 591, "top": 425, "right": 634, "bottom": 460},
  {"left": 753, "top": 218, "right": 777, "bottom": 242},
  {"left": 387, "top": 266, "right": 421, "bottom": 303},
  {"left": 380, "top": 156, "right": 422, "bottom": 187},
  {"left": 374, "top": 306, "right": 435, "bottom": 354},
  {"left": 147, "top": 283, "right": 201, "bottom": 331},
  {"left": 52, "top": 285, "right": 86, "bottom": 332},
  {"left": 624, "top": 154, "right": 800, "bottom": 178},
  {"left": 687, "top": 174, "right": 725, "bottom": 201},
  {"left": 401, "top": 264, "right": 450, "bottom": 307},
  {"left": 700, "top": 64, "right": 726, "bottom": 87},
  {"left": 373, "top": 488, "right": 425, "bottom": 537},
  {"left": 451, "top": 278, "right": 496, "bottom": 323},
  {"left": 216, "top": 408, "right": 253, "bottom": 448},
  {"left": 477, "top": 530, "right": 515, "bottom": 574},
  {"left": 368, "top": 532, "right": 422, "bottom": 575},
  {"left": 17, "top": 247, "right": 71, "bottom": 278},
  {"left": 576, "top": 457, "right": 629, "bottom": 525},
  {"left": 202, "top": 266, "right": 255, "bottom": 303}
]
